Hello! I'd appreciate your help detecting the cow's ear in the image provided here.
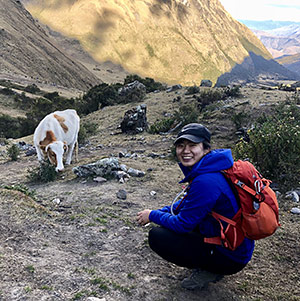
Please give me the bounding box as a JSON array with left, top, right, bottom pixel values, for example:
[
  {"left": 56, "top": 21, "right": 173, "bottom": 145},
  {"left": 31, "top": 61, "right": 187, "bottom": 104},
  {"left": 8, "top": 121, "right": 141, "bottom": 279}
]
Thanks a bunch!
[
  {"left": 39, "top": 143, "right": 46, "bottom": 151},
  {"left": 63, "top": 141, "right": 68, "bottom": 152}
]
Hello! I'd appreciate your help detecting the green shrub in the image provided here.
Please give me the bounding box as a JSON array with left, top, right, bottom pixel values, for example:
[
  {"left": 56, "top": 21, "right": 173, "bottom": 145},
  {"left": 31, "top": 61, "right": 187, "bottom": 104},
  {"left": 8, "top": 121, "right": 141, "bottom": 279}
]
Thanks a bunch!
[
  {"left": 149, "top": 118, "right": 175, "bottom": 134},
  {"left": 231, "top": 111, "right": 249, "bottom": 130},
  {"left": 24, "top": 84, "right": 40, "bottom": 94},
  {"left": 223, "top": 85, "right": 242, "bottom": 98},
  {"left": 185, "top": 85, "right": 200, "bottom": 95},
  {"left": 196, "top": 89, "right": 224, "bottom": 111},
  {"left": 7, "top": 144, "right": 20, "bottom": 161},
  {"left": 27, "top": 161, "right": 57, "bottom": 183},
  {"left": 4, "top": 184, "right": 36, "bottom": 199},
  {"left": 233, "top": 104, "right": 300, "bottom": 190},
  {"left": 81, "top": 83, "right": 120, "bottom": 113},
  {"left": 124, "top": 74, "right": 165, "bottom": 93},
  {"left": 149, "top": 104, "right": 199, "bottom": 134},
  {"left": 78, "top": 121, "right": 98, "bottom": 144},
  {"left": 0, "top": 87, "right": 15, "bottom": 95}
]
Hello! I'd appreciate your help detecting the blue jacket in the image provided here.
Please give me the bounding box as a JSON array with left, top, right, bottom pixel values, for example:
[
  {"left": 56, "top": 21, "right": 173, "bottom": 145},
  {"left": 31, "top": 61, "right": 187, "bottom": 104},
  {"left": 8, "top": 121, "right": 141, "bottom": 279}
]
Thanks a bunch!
[{"left": 149, "top": 149, "right": 255, "bottom": 264}]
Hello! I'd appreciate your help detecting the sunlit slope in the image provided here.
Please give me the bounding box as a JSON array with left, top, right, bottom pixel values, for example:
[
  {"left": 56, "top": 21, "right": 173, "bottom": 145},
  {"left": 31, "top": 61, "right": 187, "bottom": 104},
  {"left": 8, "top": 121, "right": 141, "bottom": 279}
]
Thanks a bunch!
[{"left": 25, "top": 0, "right": 272, "bottom": 85}]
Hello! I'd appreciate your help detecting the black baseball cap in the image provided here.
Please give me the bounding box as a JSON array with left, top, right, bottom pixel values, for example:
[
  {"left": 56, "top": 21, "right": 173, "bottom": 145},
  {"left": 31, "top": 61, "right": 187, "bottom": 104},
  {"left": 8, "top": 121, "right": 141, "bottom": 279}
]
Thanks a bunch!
[{"left": 174, "top": 123, "right": 211, "bottom": 144}]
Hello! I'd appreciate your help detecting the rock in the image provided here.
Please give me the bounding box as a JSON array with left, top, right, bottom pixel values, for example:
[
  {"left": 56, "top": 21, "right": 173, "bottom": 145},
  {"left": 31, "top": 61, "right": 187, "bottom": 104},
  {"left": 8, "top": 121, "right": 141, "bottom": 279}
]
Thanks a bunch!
[
  {"left": 120, "top": 104, "right": 148, "bottom": 134},
  {"left": 291, "top": 207, "right": 300, "bottom": 214},
  {"left": 93, "top": 177, "right": 107, "bottom": 183},
  {"left": 200, "top": 79, "right": 212, "bottom": 87},
  {"left": 127, "top": 167, "right": 145, "bottom": 177},
  {"left": 285, "top": 191, "right": 299, "bottom": 203},
  {"left": 166, "top": 84, "right": 182, "bottom": 93},
  {"left": 73, "top": 157, "right": 120, "bottom": 178},
  {"left": 86, "top": 297, "right": 106, "bottom": 301},
  {"left": 52, "top": 198, "right": 61, "bottom": 205},
  {"left": 118, "top": 80, "right": 146, "bottom": 97},
  {"left": 150, "top": 191, "right": 156, "bottom": 196},
  {"left": 116, "top": 189, "right": 127, "bottom": 200}
]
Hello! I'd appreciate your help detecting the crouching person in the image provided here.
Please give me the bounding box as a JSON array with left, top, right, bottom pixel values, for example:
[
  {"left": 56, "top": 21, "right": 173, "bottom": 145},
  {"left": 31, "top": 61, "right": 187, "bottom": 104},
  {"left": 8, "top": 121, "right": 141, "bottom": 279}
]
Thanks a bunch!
[{"left": 136, "top": 123, "right": 254, "bottom": 290}]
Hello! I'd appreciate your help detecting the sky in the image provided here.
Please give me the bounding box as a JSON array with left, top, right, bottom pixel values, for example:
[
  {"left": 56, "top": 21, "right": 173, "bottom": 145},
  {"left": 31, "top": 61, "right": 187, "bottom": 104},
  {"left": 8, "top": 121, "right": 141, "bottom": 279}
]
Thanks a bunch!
[{"left": 219, "top": 0, "right": 300, "bottom": 22}]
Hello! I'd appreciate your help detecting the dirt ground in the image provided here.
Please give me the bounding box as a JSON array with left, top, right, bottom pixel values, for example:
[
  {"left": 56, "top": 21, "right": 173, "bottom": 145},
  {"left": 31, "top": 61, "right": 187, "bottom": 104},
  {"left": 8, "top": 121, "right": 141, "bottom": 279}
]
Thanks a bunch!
[{"left": 0, "top": 86, "right": 299, "bottom": 301}]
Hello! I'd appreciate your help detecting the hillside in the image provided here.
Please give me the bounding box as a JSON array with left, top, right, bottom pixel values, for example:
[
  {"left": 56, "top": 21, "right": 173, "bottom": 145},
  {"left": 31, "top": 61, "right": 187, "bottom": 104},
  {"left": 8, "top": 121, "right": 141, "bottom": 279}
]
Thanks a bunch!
[
  {"left": 251, "top": 24, "right": 300, "bottom": 76},
  {"left": 0, "top": 83, "right": 299, "bottom": 300},
  {"left": 0, "top": 0, "right": 104, "bottom": 91},
  {"left": 24, "top": 0, "right": 276, "bottom": 86},
  {"left": 253, "top": 25, "right": 300, "bottom": 59}
]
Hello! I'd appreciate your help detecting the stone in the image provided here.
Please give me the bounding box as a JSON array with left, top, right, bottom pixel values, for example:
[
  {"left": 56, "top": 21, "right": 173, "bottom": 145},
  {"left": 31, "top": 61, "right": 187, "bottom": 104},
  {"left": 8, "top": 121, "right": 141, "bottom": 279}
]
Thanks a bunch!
[
  {"left": 291, "top": 207, "right": 300, "bottom": 214},
  {"left": 285, "top": 191, "right": 299, "bottom": 203},
  {"left": 73, "top": 157, "right": 120, "bottom": 178},
  {"left": 120, "top": 104, "right": 148, "bottom": 134},
  {"left": 116, "top": 189, "right": 127, "bottom": 200},
  {"left": 93, "top": 177, "right": 107, "bottom": 183}
]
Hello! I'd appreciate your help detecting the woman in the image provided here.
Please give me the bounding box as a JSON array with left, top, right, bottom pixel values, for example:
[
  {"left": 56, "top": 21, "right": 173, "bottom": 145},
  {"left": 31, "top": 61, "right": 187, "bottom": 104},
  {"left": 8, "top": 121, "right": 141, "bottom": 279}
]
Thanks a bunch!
[{"left": 136, "top": 123, "right": 254, "bottom": 290}]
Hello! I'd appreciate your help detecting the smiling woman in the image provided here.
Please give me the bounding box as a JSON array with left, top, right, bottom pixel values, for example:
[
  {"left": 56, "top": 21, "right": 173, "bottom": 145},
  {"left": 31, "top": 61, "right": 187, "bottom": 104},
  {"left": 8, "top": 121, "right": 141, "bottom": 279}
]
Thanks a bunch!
[{"left": 136, "top": 123, "right": 255, "bottom": 291}]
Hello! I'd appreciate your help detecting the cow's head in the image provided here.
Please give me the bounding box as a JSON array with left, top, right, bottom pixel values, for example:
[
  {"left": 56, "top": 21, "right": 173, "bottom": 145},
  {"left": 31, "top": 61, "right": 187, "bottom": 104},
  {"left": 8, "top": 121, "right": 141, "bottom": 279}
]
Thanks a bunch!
[{"left": 44, "top": 141, "right": 68, "bottom": 172}]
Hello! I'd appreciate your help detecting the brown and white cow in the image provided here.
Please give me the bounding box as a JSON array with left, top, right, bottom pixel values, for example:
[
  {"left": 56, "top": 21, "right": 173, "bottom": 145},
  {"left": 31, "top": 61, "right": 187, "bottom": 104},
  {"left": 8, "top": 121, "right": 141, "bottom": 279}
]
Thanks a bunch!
[{"left": 33, "top": 109, "right": 80, "bottom": 172}]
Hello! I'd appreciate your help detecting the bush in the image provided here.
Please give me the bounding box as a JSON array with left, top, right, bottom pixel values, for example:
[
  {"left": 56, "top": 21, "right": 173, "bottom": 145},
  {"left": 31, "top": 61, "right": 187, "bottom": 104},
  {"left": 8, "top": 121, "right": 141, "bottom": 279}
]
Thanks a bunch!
[
  {"left": 149, "top": 104, "right": 199, "bottom": 134},
  {"left": 27, "top": 161, "right": 57, "bottom": 183},
  {"left": 196, "top": 89, "right": 224, "bottom": 111},
  {"left": 7, "top": 144, "right": 20, "bottom": 161},
  {"left": 0, "top": 87, "right": 15, "bottom": 95},
  {"left": 124, "top": 74, "right": 165, "bottom": 93},
  {"left": 233, "top": 104, "right": 300, "bottom": 190},
  {"left": 81, "top": 83, "right": 120, "bottom": 113},
  {"left": 223, "top": 86, "right": 241, "bottom": 98},
  {"left": 185, "top": 85, "right": 200, "bottom": 95},
  {"left": 24, "top": 84, "right": 40, "bottom": 94},
  {"left": 231, "top": 111, "right": 249, "bottom": 130},
  {"left": 78, "top": 121, "right": 98, "bottom": 144},
  {"left": 3, "top": 184, "right": 36, "bottom": 199}
]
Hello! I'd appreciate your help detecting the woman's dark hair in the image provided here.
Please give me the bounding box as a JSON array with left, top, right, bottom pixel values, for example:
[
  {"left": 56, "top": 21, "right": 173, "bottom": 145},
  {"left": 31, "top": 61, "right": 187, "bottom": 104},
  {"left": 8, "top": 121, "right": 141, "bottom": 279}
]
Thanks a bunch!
[{"left": 203, "top": 140, "right": 211, "bottom": 150}]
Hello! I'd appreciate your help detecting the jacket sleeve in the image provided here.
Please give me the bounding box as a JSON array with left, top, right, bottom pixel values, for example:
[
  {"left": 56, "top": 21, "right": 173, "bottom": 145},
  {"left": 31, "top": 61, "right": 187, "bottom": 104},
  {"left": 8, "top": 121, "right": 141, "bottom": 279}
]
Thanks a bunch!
[{"left": 149, "top": 175, "right": 221, "bottom": 233}]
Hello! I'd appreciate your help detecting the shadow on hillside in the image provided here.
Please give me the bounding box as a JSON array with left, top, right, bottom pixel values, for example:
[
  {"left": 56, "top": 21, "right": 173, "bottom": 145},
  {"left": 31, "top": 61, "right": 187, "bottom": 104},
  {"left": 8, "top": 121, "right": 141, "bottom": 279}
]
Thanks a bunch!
[{"left": 215, "top": 52, "right": 300, "bottom": 86}]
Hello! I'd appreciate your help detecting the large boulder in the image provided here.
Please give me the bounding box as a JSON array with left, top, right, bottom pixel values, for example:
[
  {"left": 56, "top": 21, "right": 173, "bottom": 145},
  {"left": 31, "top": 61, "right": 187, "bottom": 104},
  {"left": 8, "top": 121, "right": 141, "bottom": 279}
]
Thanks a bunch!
[{"left": 120, "top": 104, "right": 148, "bottom": 134}]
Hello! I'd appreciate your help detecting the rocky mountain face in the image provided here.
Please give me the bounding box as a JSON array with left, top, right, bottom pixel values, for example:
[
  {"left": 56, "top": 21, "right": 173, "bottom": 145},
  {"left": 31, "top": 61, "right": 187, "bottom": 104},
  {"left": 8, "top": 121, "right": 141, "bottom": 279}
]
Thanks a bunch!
[
  {"left": 24, "top": 0, "right": 279, "bottom": 86},
  {"left": 253, "top": 25, "right": 300, "bottom": 59},
  {"left": 252, "top": 24, "right": 300, "bottom": 76},
  {"left": 0, "top": 0, "right": 101, "bottom": 90}
]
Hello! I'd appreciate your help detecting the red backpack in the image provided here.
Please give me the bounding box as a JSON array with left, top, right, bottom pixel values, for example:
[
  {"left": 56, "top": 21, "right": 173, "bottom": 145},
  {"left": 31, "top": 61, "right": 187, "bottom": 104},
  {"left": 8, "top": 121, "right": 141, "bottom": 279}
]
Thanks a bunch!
[{"left": 204, "top": 160, "right": 280, "bottom": 251}]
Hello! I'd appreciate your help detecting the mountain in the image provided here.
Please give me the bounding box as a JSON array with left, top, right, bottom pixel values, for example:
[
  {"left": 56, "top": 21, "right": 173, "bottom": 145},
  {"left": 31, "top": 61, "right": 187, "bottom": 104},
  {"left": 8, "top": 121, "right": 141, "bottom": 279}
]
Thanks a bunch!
[
  {"left": 250, "top": 24, "right": 300, "bottom": 76},
  {"left": 23, "top": 0, "right": 280, "bottom": 86},
  {"left": 0, "top": 0, "right": 102, "bottom": 90},
  {"left": 276, "top": 53, "right": 300, "bottom": 76},
  {"left": 252, "top": 25, "right": 300, "bottom": 58}
]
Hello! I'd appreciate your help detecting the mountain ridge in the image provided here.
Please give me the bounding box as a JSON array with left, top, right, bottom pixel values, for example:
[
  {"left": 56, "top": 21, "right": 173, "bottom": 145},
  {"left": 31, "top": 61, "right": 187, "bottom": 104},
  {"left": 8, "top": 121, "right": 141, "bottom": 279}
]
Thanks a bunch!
[
  {"left": 0, "top": 0, "right": 102, "bottom": 91},
  {"left": 24, "top": 0, "right": 274, "bottom": 85}
]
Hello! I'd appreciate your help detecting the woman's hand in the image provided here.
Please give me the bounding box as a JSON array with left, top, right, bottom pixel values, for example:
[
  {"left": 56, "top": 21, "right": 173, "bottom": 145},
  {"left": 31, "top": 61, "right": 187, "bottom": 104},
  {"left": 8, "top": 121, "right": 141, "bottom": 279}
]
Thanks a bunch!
[{"left": 136, "top": 209, "right": 152, "bottom": 226}]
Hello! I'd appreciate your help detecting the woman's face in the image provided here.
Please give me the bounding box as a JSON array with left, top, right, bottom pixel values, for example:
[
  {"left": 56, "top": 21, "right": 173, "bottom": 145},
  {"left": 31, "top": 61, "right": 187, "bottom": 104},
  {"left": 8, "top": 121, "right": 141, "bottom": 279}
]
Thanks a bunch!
[{"left": 176, "top": 139, "right": 207, "bottom": 167}]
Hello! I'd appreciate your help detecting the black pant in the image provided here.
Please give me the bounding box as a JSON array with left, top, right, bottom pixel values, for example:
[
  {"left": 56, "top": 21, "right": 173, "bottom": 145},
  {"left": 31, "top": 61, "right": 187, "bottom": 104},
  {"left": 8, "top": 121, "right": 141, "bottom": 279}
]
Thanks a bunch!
[{"left": 148, "top": 227, "right": 247, "bottom": 275}]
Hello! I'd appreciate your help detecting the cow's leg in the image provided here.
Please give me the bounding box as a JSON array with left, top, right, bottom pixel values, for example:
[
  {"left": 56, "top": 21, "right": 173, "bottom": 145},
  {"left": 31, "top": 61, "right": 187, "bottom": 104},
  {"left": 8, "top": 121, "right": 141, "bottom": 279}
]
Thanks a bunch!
[
  {"left": 74, "top": 141, "right": 78, "bottom": 163},
  {"left": 35, "top": 146, "right": 44, "bottom": 161},
  {"left": 65, "top": 141, "right": 76, "bottom": 165}
]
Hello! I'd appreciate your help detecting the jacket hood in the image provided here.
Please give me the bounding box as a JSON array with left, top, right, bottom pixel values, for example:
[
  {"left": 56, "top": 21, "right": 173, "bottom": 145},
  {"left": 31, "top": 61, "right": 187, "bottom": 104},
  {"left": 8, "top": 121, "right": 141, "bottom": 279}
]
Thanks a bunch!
[{"left": 179, "top": 149, "right": 234, "bottom": 182}]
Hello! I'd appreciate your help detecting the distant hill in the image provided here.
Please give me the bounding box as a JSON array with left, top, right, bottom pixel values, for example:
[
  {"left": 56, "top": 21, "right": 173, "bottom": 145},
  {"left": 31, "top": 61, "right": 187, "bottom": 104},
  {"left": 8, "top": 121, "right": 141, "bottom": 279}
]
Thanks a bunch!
[
  {"left": 250, "top": 24, "right": 300, "bottom": 76},
  {"left": 277, "top": 53, "right": 300, "bottom": 76},
  {"left": 23, "top": 0, "right": 283, "bottom": 86},
  {"left": 252, "top": 25, "right": 300, "bottom": 58}
]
